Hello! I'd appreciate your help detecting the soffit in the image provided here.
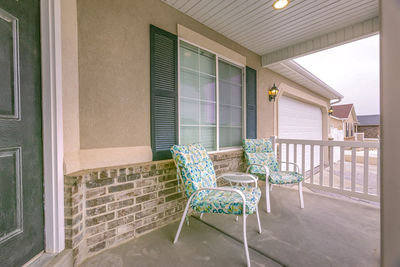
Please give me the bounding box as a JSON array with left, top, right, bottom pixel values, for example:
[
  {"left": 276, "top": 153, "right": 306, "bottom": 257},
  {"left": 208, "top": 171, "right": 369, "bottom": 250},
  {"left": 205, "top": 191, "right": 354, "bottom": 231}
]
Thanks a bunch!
[{"left": 162, "top": 0, "right": 379, "bottom": 56}]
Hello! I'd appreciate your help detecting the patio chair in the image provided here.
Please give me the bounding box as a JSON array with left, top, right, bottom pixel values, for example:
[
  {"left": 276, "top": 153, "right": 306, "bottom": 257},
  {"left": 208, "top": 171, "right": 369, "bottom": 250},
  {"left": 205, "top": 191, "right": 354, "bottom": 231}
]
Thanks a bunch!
[
  {"left": 243, "top": 139, "right": 304, "bottom": 213},
  {"left": 170, "top": 143, "right": 262, "bottom": 267}
]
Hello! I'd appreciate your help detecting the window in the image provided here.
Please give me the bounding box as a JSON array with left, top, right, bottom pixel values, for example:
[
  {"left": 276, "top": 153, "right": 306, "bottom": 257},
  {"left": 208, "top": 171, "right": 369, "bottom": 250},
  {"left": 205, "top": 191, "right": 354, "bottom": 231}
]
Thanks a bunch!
[
  {"left": 179, "top": 41, "right": 243, "bottom": 151},
  {"left": 218, "top": 60, "right": 243, "bottom": 147}
]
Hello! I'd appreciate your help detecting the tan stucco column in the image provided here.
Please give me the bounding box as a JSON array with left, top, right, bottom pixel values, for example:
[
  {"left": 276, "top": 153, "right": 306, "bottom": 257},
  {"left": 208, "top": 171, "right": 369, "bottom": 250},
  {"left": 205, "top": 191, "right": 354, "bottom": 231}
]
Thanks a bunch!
[{"left": 381, "top": 1, "right": 400, "bottom": 266}]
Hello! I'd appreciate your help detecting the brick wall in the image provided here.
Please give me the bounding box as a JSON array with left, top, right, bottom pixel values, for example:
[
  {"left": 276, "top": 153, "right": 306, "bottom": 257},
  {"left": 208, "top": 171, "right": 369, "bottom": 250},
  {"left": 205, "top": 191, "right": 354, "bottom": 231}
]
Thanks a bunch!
[{"left": 64, "top": 149, "right": 245, "bottom": 265}]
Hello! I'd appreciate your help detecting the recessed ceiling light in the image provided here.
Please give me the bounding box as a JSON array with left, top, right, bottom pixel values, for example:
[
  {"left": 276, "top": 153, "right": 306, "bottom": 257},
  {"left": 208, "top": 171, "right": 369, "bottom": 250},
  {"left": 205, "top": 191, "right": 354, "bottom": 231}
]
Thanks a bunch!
[{"left": 272, "top": 0, "right": 290, "bottom": 10}]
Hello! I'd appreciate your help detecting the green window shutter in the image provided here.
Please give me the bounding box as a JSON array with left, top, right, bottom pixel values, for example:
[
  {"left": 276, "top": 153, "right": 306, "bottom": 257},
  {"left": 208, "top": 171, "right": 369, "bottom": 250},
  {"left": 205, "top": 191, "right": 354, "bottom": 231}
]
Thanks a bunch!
[
  {"left": 150, "top": 25, "right": 178, "bottom": 161},
  {"left": 246, "top": 66, "right": 257, "bottom": 139}
]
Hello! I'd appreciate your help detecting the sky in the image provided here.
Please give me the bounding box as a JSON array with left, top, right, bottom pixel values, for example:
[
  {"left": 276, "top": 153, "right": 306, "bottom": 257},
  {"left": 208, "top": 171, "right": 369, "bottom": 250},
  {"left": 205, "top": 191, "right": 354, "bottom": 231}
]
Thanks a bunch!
[{"left": 294, "top": 35, "right": 380, "bottom": 115}]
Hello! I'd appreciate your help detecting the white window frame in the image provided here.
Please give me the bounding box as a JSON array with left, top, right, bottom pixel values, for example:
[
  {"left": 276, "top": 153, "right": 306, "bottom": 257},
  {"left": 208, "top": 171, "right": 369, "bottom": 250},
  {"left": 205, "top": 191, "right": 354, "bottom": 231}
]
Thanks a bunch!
[{"left": 177, "top": 38, "right": 246, "bottom": 152}]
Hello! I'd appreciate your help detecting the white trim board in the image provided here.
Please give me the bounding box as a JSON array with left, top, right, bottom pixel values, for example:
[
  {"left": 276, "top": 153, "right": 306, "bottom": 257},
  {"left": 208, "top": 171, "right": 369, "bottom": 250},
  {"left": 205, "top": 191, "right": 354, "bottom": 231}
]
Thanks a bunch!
[{"left": 40, "top": 0, "right": 65, "bottom": 253}]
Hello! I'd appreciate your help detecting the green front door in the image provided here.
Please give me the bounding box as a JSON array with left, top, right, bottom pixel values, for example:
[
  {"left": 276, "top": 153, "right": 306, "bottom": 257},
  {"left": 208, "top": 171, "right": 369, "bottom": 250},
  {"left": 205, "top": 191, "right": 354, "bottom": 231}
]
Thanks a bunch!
[{"left": 0, "top": 0, "right": 44, "bottom": 266}]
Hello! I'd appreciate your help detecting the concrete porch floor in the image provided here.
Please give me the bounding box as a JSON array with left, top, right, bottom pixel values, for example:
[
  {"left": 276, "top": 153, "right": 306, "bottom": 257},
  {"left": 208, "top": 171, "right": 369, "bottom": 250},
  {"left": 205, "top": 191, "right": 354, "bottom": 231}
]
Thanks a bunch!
[{"left": 81, "top": 186, "right": 380, "bottom": 267}]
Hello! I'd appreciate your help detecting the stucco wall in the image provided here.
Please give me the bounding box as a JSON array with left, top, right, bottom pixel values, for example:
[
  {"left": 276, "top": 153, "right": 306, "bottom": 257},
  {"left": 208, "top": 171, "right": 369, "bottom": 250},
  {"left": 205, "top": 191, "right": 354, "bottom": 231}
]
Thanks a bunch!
[
  {"left": 61, "top": 0, "right": 80, "bottom": 174},
  {"left": 66, "top": 0, "right": 331, "bottom": 173}
]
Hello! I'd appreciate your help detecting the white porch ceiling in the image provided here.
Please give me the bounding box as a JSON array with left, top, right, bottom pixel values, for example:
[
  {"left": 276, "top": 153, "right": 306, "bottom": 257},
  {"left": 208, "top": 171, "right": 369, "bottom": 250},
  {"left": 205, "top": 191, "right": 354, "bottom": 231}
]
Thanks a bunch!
[{"left": 162, "top": 0, "right": 379, "bottom": 64}]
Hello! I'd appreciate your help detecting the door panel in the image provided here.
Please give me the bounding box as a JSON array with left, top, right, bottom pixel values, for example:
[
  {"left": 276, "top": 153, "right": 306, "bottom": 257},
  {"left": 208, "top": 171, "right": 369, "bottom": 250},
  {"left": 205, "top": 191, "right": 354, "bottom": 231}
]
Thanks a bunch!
[
  {"left": 0, "top": 10, "right": 18, "bottom": 119},
  {"left": 0, "top": 1, "right": 44, "bottom": 266}
]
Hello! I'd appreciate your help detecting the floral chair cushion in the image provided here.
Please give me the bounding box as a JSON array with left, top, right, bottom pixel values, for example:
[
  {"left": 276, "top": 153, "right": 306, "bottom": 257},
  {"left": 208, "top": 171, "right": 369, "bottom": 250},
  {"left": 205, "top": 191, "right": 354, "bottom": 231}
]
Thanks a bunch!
[
  {"left": 243, "top": 139, "right": 304, "bottom": 185},
  {"left": 243, "top": 139, "right": 280, "bottom": 179},
  {"left": 269, "top": 171, "right": 304, "bottom": 184},
  {"left": 191, "top": 186, "right": 262, "bottom": 215},
  {"left": 244, "top": 152, "right": 280, "bottom": 176},
  {"left": 243, "top": 138, "right": 274, "bottom": 153},
  {"left": 170, "top": 144, "right": 217, "bottom": 198}
]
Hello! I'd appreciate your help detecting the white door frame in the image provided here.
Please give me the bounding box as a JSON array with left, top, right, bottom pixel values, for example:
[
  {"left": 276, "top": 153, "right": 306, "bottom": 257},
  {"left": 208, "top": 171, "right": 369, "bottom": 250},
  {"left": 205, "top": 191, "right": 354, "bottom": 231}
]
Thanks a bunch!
[{"left": 40, "top": 0, "right": 65, "bottom": 253}]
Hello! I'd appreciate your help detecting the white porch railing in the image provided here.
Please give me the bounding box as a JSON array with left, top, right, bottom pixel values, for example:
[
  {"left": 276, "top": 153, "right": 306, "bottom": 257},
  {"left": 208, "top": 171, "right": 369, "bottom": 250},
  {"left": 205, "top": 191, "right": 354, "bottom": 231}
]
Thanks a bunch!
[{"left": 270, "top": 136, "right": 380, "bottom": 202}]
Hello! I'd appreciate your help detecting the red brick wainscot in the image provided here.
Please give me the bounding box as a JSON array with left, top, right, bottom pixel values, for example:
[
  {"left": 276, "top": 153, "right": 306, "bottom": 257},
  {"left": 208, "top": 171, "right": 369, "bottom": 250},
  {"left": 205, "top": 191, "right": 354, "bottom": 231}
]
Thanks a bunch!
[{"left": 64, "top": 149, "right": 246, "bottom": 265}]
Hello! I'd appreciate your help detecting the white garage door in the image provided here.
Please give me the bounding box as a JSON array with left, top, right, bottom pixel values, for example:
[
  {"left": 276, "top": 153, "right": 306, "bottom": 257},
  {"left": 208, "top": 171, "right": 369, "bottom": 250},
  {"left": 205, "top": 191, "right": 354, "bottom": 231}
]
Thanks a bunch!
[
  {"left": 278, "top": 96, "right": 322, "bottom": 172},
  {"left": 278, "top": 95, "right": 322, "bottom": 140}
]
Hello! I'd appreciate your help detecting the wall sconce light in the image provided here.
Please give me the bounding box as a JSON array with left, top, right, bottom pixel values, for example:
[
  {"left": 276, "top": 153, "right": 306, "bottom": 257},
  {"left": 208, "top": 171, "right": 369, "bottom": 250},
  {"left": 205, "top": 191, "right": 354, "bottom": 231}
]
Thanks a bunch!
[
  {"left": 328, "top": 106, "right": 333, "bottom": 116},
  {"left": 269, "top": 83, "right": 279, "bottom": 102}
]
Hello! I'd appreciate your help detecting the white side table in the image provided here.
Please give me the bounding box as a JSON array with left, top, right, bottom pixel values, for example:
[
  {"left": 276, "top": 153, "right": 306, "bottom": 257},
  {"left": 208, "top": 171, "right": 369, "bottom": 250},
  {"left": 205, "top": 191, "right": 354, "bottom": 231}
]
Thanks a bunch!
[
  {"left": 217, "top": 172, "right": 258, "bottom": 222},
  {"left": 219, "top": 172, "right": 258, "bottom": 188}
]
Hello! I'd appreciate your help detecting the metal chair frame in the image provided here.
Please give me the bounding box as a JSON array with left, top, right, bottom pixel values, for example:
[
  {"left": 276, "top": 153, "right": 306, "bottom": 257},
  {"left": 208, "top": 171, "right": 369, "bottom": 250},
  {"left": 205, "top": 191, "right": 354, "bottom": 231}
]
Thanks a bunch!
[{"left": 173, "top": 164, "right": 262, "bottom": 267}]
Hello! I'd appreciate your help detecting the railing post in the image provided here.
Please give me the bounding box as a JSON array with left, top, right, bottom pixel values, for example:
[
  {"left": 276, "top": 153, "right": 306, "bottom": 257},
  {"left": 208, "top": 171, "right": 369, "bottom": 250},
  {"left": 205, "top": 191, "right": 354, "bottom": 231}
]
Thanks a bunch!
[
  {"left": 351, "top": 147, "right": 356, "bottom": 192},
  {"left": 320, "top": 145, "right": 324, "bottom": 186},
  {"left": 363, "top": 148, "right": 369, "bottom": 194},
  {"left": 294, "top": 144, "right": 298, "bottom": 172},
  {"left": 340, "top": 146, "right": 345, "bottom": 190},
  {"left": 301, "top": 144, "right": 305, "bottom": 177},
  {"left": 329, "top": 145, "right": 334, "bottom": 188},
  {"left": 310, "top": 144, "right": 314, "bottom": 185}
]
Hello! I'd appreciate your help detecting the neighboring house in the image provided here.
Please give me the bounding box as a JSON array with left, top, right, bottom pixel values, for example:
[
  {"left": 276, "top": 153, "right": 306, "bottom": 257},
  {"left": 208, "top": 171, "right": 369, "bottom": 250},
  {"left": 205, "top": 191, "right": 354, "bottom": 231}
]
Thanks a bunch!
[
  {"left": 357, "top": 115, "right": 380, "bottom": 138},
  {"left": 329, "top": 116, "right": 345, "bottom": 141},
  {"left": 330, "top": 104, "right": 358, "bottom": 139}
]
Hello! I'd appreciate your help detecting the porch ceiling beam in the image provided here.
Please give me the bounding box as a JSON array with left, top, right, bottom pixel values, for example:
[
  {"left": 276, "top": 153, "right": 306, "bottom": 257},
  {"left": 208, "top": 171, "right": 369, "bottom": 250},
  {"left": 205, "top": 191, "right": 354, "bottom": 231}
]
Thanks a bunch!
[{"left": 262, "top": 17, "right": 379, "bottom": 67}]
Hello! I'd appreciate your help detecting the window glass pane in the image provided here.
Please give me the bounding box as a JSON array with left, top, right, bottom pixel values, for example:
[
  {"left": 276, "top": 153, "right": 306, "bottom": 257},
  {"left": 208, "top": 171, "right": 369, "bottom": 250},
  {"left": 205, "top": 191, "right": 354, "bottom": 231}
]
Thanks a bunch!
[
  {"left": 218, "top": 60, "right": 243, "bottom": 148},
  {"left": 200, "top": 126, "right": 216, "bottom": 150},
  {"left": 219, "top": 127, "right": 231, "bottom": 148},
  {"left": 231, "top": 107, "right": 242, "bottom": 126},
  {"left": 231, "top": 127, "right": 242, "bottom": 146},
  {"left": 200, "top": 101, "right": 216, "bottom": 125},
  {"left": 199, "top": 50, "right": 215, "bottom": 75},
  {"left": 219, "top": 104, "right": 230, "bottom": 126},
  {"left": 181, "top": 126, "right": 199, "bottom": 145},
  {"left": 200, "top": 75, "right": 215, "bottom": 101},
  {"left": 180, "top": 41, "right": 216, "bottom": 150},
  {"left": 230, "top": 84, "right": 242, "bottom": 106},
  {"left": 181, "top": 98, "right": 199, "bottom": 125},
  {"left": 219, "top": 81, "right": 231, "bottom": 105},
  {"left": 230, "top": 65, "right": 242, "bottom": 84},
  {"left": 181, "top": 69, "right": 199, "bottom": 99},
  {"left": 180, "top": 42, "right": 198, "bottom": 70},
  {"left": 218, "top": 61, "right": 230, "bottom": 82}
]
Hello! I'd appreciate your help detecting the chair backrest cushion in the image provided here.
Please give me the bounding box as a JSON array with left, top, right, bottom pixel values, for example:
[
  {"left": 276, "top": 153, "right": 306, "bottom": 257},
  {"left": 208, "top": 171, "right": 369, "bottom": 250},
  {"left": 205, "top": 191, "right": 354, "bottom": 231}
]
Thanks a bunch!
[
  {"left": 170, "top": 144, "right": 217, "bottom": 198},
  {"left": 243, "top": 139, "right": 280, "bottom": 173}
]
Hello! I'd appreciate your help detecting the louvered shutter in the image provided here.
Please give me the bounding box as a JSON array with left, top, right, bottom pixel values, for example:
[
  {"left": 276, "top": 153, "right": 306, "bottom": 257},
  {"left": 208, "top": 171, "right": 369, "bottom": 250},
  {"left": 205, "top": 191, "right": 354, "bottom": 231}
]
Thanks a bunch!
[
  {"left": 246, "top": 67, "right": 257, "bottom": 139},
  {"left": 150, "top": 25, "right": 178, "bottom": 160}
]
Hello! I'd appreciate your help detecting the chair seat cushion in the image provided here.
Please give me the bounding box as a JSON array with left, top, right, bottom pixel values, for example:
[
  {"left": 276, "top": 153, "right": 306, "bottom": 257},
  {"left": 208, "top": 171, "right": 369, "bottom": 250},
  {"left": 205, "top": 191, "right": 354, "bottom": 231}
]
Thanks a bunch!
[
  {"left": 191, "top": 186, "right": 261, "bottom": 215},
  {"left": 269, "top": 171, "right": 304, "bottom": 184}
]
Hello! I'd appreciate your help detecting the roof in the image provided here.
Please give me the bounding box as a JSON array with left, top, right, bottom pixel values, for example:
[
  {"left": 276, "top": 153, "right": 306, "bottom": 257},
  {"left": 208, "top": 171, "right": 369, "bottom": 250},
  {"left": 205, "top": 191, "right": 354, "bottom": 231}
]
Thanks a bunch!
[
  {"left": 268, "top": 60, "right": 343, "bottom": 100},
  {"left": 332, "top": 104, "right": 354, "bottom": 119},
  {"left": 357, "top": 115, "right": 380, "bottom": 126}
]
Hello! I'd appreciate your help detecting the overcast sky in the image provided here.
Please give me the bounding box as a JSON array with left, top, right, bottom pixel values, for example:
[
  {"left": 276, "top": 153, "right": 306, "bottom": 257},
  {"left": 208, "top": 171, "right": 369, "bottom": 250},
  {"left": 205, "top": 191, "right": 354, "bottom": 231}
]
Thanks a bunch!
[{"left": 294, "top": 35, "right": 380, "bottom": 115}]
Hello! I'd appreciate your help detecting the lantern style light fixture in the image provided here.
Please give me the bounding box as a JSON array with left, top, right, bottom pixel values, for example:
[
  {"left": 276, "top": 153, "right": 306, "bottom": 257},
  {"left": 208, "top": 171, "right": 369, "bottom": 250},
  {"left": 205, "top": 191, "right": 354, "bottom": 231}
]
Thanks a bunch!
[
  {"left": 272, "top": 0, "right": 290, "bottom": 10},
  {"left": 268, "top": 83, "right": 279, "bottom": 102},
  {"left": 328, "top": 106, "right": 334, "bottom": 116}
]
